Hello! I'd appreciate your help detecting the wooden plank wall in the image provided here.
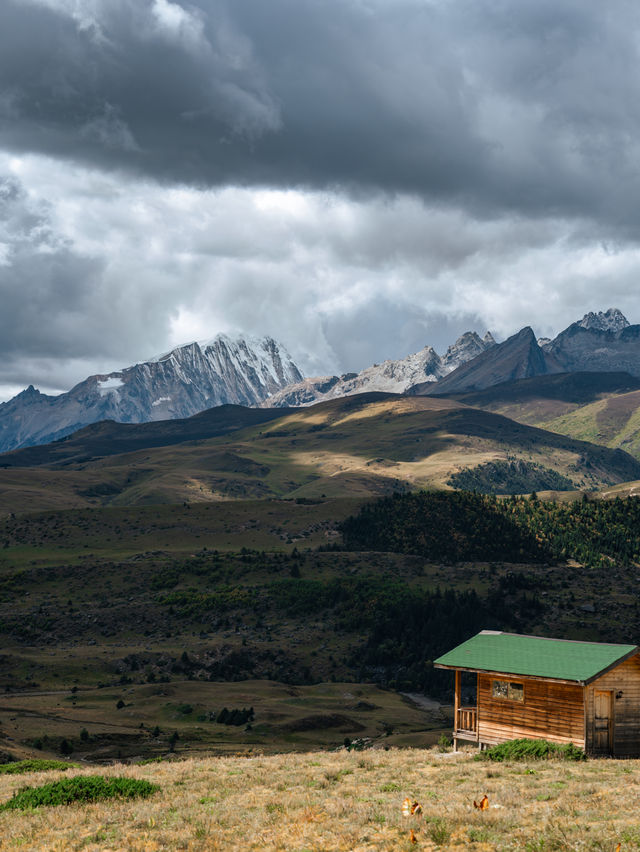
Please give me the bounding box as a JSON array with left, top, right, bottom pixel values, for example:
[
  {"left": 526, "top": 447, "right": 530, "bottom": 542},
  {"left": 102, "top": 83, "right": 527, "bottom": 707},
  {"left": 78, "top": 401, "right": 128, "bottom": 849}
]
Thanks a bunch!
[
  {"left": 587, "top": 655, "right": 640, "bottom": 757},
  {"left": 477, "top": 673, "right": 584, "bottom": 748}
]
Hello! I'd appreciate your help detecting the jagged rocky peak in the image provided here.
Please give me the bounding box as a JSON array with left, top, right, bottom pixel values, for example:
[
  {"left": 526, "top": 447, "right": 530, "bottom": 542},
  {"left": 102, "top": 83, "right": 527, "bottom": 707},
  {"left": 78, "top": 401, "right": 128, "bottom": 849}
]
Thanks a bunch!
[
  {"left": 441, "top": 331, "right": 496, "bottom": 372},
  {"left": 0, "top": 333, "right": 304, "bottom": 453},
  {"left": 578, "top": 308, "right": 630, "bottom": 333},
  {"left": 265, "top": 331, "right": 496, "bottom": 408}
]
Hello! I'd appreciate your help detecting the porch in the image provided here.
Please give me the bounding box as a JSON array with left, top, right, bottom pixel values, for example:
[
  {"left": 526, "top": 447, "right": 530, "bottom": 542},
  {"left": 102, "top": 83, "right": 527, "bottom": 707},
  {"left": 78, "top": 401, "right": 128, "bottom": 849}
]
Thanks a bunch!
[
  {"left": 455, "top": 706, "right": 478, "bottom": 742},
  {"left": 452, "top": 669, "right": 478, "bottom": 748}
]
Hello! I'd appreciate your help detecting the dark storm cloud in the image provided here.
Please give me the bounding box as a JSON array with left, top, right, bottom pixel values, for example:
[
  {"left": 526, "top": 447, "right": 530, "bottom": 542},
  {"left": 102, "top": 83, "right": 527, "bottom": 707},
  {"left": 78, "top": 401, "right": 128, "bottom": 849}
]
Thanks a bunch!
[
  {"left": 0, "top": 173, "right": 174, "bottom": 376},
  {"left": 3, "top": 0, "right": 640, "bottom": 227}
]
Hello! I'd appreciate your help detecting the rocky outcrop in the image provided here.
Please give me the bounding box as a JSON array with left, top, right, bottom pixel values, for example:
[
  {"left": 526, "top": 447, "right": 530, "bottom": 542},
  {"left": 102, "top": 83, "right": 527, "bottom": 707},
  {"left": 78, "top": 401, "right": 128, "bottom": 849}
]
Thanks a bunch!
[
  {"left": 542, "top": 312, "right": 640, "bottom": 376},
  {"left": 441, "top": 331, "right": 496, "bottom": 373},
  {"left": 578, "top": 308, "right": 630, "bottom": 333}
]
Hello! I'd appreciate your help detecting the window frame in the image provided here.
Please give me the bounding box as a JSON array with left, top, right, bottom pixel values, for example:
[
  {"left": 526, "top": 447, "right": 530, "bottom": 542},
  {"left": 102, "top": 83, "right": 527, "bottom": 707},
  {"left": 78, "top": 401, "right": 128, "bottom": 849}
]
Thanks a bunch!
[{"left": 491, "top": 678, "right": 525, "bottom": 703}]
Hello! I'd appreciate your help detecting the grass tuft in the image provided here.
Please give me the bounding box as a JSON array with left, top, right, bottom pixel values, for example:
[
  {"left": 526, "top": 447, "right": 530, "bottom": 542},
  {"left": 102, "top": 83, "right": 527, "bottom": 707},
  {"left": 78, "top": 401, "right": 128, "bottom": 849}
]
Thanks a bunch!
[
  {"left": 0, "top": 775, "right": 159, "bottom": 810},
  {"left": 0, "top": 760, "right": 79, "bottom": 775}
]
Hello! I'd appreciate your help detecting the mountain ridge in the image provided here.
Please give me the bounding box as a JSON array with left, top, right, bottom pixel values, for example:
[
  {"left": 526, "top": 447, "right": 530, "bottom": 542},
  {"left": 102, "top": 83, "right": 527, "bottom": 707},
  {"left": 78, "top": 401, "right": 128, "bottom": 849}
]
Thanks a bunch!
[
  {"left": 3, "top": 307, "right": 640, "bottom": 454},
  {"left": 0, "top": 335, "right": 302, "bottom": 454}
]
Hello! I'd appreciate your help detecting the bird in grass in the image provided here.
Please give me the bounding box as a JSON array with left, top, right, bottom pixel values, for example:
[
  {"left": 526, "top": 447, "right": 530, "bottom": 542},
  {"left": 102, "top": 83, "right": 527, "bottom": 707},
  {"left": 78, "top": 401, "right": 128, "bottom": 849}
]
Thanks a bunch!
[
  {"left": 402, "top": 797, "right": 422, "bottom": 816},
  {"left": 473, "top": 794, "right": 489, "bottom": 811}
]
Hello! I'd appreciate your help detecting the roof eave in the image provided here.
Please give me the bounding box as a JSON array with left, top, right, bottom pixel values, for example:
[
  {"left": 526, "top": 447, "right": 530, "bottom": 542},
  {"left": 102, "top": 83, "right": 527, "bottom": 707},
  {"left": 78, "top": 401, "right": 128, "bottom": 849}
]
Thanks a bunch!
[{"left": 434, "top": 662, "right": 583, "bottom": 687}]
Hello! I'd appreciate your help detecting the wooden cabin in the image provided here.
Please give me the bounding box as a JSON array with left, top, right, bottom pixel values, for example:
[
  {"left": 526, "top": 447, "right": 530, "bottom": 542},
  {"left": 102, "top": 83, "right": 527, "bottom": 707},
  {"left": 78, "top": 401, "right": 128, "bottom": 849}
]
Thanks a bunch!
[{"left": 434, "top": 630, "right": 640, "bottom": 757}]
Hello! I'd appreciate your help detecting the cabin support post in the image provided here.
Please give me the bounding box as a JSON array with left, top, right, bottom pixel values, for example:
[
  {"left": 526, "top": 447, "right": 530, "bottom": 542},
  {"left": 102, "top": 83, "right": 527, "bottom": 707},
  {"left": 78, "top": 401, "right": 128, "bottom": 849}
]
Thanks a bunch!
[{"left": 453, "top": 669, "right": 461, "bottom": 752}]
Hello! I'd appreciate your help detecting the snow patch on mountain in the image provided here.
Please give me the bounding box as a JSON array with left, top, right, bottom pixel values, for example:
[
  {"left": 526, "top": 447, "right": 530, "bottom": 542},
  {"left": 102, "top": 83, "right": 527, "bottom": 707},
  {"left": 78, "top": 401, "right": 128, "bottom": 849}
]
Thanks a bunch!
[{"left": 97, "top": 376, "right": 124, "bottom": 395}]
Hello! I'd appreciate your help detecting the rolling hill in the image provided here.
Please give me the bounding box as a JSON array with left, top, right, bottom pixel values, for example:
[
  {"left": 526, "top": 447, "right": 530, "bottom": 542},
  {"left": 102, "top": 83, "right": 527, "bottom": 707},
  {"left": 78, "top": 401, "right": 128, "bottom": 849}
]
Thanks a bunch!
[
  {"left": 432, "top": 372, "right": 640, "bottom": 461},
  {"left": 1, "top": 392, "right": 640, "bottom": 511}
]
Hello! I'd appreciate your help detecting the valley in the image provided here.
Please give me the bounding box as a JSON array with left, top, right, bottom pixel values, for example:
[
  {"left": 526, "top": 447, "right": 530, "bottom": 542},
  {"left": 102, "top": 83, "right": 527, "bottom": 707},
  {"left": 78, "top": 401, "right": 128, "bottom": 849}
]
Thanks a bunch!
[{"left": 2, "top": 489, "right": 640, "bottom": 762}]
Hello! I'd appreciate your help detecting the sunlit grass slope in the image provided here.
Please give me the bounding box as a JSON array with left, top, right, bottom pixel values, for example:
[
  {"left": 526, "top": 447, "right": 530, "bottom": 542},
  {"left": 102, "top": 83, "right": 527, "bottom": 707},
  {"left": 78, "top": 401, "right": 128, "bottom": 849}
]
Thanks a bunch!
[
  {"left": 1, "top": 748, "right": 638, "bottom": 850},
  {"left": 2, "top": 393, "right": 640, "bottom": 511}
]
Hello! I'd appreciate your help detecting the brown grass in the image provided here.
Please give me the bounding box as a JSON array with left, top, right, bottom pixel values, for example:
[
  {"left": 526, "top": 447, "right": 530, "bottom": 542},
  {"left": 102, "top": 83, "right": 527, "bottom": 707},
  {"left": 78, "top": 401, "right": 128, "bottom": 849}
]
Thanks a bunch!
[{"left": 0, "top": 748, "right": 638, "bottom": 850}]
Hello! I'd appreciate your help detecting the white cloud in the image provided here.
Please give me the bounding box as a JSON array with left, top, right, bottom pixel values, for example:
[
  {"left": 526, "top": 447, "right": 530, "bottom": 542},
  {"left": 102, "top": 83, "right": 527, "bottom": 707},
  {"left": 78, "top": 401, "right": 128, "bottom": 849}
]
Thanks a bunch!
[{"left": 1, "top": 152, "right": 640, "bottom": 403}]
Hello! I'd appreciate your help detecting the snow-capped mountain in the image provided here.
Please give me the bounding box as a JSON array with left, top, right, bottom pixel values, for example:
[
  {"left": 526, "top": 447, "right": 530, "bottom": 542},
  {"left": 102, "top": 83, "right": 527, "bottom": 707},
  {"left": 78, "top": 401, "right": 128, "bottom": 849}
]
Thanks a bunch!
[
  {"left": 3, "top": 307, "right": 639, "bottom": 455},
  {"left": 265, "top": 331, "right": 496, "bottom": 408},
  {"left": 0, "top": 335, "right": 302, "bottom": 453}
]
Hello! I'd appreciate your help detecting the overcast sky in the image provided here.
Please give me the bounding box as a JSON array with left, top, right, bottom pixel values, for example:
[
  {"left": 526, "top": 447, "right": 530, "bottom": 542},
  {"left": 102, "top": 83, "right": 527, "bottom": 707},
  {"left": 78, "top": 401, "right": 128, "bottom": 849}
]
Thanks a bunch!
[{"left": 2, "top": 0, "right": 640, "bottom": 400}]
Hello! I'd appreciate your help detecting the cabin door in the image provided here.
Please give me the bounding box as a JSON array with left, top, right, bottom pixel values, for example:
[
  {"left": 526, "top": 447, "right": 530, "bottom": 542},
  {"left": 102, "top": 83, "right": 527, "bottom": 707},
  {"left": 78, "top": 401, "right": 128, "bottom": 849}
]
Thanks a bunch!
[{"left": 592, "top": 690, "right": 613, "bottom": 754}]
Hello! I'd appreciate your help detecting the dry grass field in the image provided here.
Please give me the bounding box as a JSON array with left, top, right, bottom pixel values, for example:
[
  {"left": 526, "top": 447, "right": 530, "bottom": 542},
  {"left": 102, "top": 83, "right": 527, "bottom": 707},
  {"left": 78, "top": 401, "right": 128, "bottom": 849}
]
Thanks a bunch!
[{"left": 0, "top": 747, "right": 638, "bottom": 851}]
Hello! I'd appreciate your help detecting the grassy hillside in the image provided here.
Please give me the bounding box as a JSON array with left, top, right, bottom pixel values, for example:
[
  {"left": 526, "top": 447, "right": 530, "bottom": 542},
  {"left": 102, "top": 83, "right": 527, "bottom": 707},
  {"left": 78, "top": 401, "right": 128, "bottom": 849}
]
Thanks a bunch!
[
  {"left": 438, "top": 372, "right": 640, "bottom": 462},
  {"left": 436, "top": 371, "right": 640, "bottom": 425},
  {"left": 1, "top": 393, "right": 640, "bottom": 512},
  {"left": 1, "top": 749, "right": 638, "bottom": 850},
  {"left": 0, "top": 404, "right": 293, "bottom": 468}
]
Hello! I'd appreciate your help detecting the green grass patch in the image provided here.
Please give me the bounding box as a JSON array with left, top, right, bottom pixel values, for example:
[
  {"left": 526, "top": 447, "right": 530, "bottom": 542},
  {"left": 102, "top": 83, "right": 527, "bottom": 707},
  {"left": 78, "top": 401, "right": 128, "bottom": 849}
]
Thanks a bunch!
[
  {"left": 0, "top": 775, "right": 159, "bottom": 810},
  {"left": 0, "top": 759, "right": 79, "bottom": 775},
  {"left": 476, "top": 739, "right": 586, "bottom": 762}
]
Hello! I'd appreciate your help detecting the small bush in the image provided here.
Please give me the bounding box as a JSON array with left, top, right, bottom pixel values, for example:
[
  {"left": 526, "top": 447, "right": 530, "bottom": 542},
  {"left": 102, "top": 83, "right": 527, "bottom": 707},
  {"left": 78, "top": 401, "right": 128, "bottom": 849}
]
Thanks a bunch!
[
  {"left": 428, "top": 817, "right": 451, "bottom": 845},
  {"left": 0, "top": 760, "right": 79, "bottom": 775},
  {"left": 476, "top": 739, "right": 586, "bottom": 762},
  {"left": 0, "top": 776, "right": 159, "bottom": 810},
  {"left": 437, "top": 733, "right": 452, "bottom": 753}
]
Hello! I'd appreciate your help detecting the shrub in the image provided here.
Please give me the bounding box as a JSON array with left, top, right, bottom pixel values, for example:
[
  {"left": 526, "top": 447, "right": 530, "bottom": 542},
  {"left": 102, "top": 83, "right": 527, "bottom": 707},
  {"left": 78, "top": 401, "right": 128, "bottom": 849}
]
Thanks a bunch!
[
  {"left": 437, "top": 733, "right": 452, "bottom": 753},
  {"left": 0, "top": 776, "right": 159, "bottom": 810},
  {"left": 59, "top": 739, "right": 73, "bottom": 756},
  {"left": 427, "top": 817, "right": 451, "bottom": 845},
  {"left": 0, "top": 760, "right": 79, "bottom": 775},
  {"left": 476, "top": 739, "right": 586, "bottom": 762}
]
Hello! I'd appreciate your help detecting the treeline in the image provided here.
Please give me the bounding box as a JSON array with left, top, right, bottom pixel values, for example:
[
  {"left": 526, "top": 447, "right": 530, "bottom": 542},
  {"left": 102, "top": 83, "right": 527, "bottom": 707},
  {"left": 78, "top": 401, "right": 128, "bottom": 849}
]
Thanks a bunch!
[
  {"left": 340, "top": 491, "right": 553, "bottom": 563},
  {"left": 447, "top": 460, "right": 575, "bottom": 494},
  {"left": 155, "top": 574, "right": 541, "bottom": 694},
  {"left": 340, "top": 490, "right": 640, "bottom": 570},
  {"left": 354, "top": 585, "right": 541, "bottom": 695}
]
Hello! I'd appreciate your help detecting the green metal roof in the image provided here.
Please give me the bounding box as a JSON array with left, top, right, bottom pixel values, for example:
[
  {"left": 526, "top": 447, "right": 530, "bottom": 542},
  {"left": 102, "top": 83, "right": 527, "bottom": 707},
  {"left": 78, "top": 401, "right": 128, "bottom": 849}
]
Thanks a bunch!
[{"left": 433, "top": 631, "right": 638, "bottom": 683}]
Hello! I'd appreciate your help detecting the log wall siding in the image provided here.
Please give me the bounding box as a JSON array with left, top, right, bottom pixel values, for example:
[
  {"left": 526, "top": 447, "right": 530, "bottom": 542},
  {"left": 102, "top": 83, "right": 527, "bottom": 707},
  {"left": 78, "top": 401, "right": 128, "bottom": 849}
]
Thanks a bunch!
[
  {"left": 477, "top": 673, "right": 585, "bottom": 748},
  {"left": 586, "top": 654, "right": 640, "bottom": 757}
]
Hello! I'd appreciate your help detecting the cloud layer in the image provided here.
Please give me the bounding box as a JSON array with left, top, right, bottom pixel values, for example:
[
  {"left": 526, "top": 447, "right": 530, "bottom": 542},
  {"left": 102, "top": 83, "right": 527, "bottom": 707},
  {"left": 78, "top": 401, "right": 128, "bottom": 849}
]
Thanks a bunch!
[
  {"left": 2, "top": 0, "right": 640, "bottom": 399},
  {"left": 4, "top": 0, "right": 640, "bottom": 225}
]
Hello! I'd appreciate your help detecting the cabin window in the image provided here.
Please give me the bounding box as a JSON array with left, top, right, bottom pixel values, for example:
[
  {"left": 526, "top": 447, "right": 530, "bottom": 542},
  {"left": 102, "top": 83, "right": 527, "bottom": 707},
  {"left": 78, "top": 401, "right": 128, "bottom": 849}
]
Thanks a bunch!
[{"left": 492, "top": 679, "right": 524, "bottom": 702}]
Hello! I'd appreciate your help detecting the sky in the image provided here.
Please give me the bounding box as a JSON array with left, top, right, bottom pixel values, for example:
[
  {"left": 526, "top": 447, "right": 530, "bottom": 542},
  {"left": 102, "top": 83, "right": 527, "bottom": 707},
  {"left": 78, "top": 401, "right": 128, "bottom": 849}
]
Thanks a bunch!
[{"left": 2, "top": 0, "right": 640, "bottom": 400}]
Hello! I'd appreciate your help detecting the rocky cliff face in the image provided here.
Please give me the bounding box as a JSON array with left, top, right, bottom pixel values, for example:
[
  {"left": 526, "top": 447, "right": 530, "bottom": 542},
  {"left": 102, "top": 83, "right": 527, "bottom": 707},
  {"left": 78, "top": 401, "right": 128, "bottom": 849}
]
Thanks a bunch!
[
  {"left": 265, "top": 332, "right": 496, "bottom": 408},
  {"left": 542, "top": 311, "right": 640, "bottom": 376},
  {"left": 0, "top": 335, "right": 302, "bottom": 453}
]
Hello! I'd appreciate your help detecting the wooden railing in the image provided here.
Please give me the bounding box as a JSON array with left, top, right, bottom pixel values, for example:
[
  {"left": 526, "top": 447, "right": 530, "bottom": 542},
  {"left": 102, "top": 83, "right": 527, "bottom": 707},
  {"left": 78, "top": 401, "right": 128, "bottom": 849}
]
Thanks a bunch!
[{"left": 457, "top": 706, "right": 477, "bottom": 733}]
